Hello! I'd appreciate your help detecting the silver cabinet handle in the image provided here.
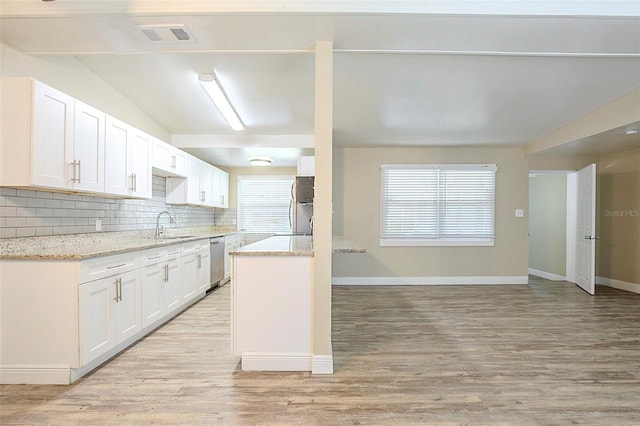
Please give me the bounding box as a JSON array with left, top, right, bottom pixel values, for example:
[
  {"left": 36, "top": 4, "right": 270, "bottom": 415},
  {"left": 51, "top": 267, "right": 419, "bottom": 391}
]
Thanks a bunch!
[
  {"left": 113, "top": 278, "right": 119, "bottom": 302},
  {"left": 164, "top": 264, "right": 169, "bottom": 282},
  {"left": 133, "top": 173, "right": 137, "bottom": 192},
  {"left": 70, "top": 160, "right": 81, "bottom": 183},
  {"left": 107, "top": 263, "right": 127, "bottom": 270},
  {"left": 197, "top": 253, "right": 202, "bottom": 268},
  {"left": 129, "top": 173, "right": 135, "bottom": 192},
  {"left": 76, "top": 159, "right": 81, "bottom": 184},
  {"left": 171, "top": 154, "right": 177, "bottom": 169},
  {"left": 113, "top": 277, "right": 122, "bottom": 302}
]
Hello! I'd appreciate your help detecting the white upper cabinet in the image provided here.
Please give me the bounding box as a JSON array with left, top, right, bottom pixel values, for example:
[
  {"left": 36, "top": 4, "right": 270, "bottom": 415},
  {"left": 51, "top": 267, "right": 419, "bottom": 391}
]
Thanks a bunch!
[
  {"left": 73, "top": 101, "right": 106, "bottom": 193},
  {"left": 104, "top": 116, "right": 131, "bottom": 196},
  {"left": 104, "top": 116, "right": 151, "bottom": 199},
  {"left": 200, "top": 162, "right": 215, "bottom": 207},
  {"left": 165, "top": 158, "right": 229, "bottom": 208},
  {"left": 31, "top": 81, "right": 76, "bottom": 189},
  {"left": 129, "top": 129, "right": 152, "bottom": 199},
  {"left": 0, "top": 77, "right": 156, "bottom": 199},
  {"left": 213, "top": 167, "right": 229, "bottom": 208},
  {"left": 0, "top": 78, "right": 107, "bottom": 193},
  {"left": 152, "top": 138, "right": 187, "bottom": 177}
]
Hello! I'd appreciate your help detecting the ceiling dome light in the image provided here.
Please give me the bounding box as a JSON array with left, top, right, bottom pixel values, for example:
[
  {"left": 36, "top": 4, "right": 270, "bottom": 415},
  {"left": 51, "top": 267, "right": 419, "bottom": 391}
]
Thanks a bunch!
[
  {"left": 624, "top": 128, "right": 638, "bottom": 136},
  {"left": 249, "top": 156, "right": 272, "bottom": 167}
]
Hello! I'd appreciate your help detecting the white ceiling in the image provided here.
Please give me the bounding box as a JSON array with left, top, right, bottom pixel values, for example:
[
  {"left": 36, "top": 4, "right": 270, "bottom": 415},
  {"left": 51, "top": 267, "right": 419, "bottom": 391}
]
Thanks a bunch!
[{"left": 1, "top": 1, "right": 639, "bottom": 166}]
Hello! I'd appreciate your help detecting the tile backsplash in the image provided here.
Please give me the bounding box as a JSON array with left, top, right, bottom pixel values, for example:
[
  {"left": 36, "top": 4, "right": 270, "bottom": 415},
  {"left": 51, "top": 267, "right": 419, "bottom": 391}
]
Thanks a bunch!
[{"left": 0, "top": 176, "right": 222, "bottom": 238}]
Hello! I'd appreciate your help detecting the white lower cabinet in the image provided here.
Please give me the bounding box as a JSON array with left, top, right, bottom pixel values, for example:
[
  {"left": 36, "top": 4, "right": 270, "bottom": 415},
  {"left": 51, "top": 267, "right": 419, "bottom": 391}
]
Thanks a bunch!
[
  {"left": 181, "top": 239, "right": 210, "bottom": 302},
  {"left": 140, "top": 246, "right": 182, "bottom": 329},
  {"left": 164, "top": 256, "right": 181, "bottom": 313},
  {"left": 224, "top": 233, "right": 244, "bottom": 281},
  {"left": 79, "top": 269, "right": 141, "bottom": 366},
  {"left": 196, "top": 249, "right": 211, "bottom": 293},
  {"left": 0, "top": 237, "right": 219, "bottom": 385}
]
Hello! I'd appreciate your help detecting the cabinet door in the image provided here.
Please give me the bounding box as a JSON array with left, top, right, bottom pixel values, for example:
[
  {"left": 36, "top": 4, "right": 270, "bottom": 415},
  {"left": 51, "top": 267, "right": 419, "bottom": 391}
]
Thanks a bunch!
[
  {"left": 73, "top": 101, "right": 105, "bottom": 193},
  {"left": 186, "top": 158, "right": 203, "bottom": 205},
  {"left": 115, "top": 270, "right": 142, "bottom": 344},
  {"left": 128, "top": 130, "right": 152, "bottom": 198},
  {"left": 165, "top": 256, "right": 181, "bottom": 313},
  {"left": 80, "top": 276, "right": 116, "bottom": 365},
  {"left": 196, "top": 250, "right": 211, "bottom": 292},
  {"left": 141, "top": 262, "right": 165, "bottom": 329},
  {"left": 173, "top": 150, "right": 188, "bottom": 177},
  {"left": 104, "top": 116, "right": 130, "bottom": 196},
  {"left": 200, "top": 164, "right": 215, "bottom": 206},
  {"left": 152, "top": 139, "right": 187, "bottom": 177},
  {"left": 218, "top": 169, "right": 229, "bottom": 208},
  {"left": 152, "top": 138, "right": 173, "bottom": 172},
  {"left": 31, "top": 80, "right": 75, "bottom": 189},
  {"left": 180, "top": 253, "right": 197, "bottom": 302}
]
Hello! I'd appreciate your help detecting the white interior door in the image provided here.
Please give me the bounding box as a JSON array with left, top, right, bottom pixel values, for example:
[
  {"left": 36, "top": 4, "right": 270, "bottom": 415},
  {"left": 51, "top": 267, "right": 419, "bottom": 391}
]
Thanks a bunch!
[{"left": 574, "top": 163, "right": 597, "bottom": 295}]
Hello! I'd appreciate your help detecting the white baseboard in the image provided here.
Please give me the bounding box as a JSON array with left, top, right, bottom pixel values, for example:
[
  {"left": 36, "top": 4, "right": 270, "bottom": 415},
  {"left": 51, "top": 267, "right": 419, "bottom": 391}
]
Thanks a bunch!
[
  {"left": 0, "top": 364, "right": 70, "bottom": 385},
  {"left": 332, "top": 276, "right": 529, "bottom": 285},
  {"left": 312, "top": 355, "right": 334, "bottom": 375},
  {"left": 528, "top": 268, "right": 566, "bottom": 281},
  {"left": 596, "top": 276, "right": 640, "bottom": 295},
  {"left": 241, "top": 352, "right": 312, "bottom": 372}
]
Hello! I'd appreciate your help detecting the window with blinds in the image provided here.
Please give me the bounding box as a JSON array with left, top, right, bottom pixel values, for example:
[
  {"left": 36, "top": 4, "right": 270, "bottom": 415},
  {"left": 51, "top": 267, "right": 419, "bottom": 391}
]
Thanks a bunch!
[
  {"left": 380, "top": 164, "right": 497, "bottom": 246},
  {"left": 237, "top": 175, "right": 294, "bottom": 233}
]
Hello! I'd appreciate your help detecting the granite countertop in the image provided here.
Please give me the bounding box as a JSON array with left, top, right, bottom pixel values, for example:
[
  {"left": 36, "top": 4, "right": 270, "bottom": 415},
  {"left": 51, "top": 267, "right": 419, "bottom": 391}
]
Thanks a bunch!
[
  {"left": 332, "top": 237, "right": 367, "bottom": 254},
  {"left": 0, "top": 226, "right": 240, "bottom": 260},
  {"left": 230, "top": 235, "right": 366, "bottom": 257},
  {"left": 230, "top": 235, "right": 314, "bottom": 257}
]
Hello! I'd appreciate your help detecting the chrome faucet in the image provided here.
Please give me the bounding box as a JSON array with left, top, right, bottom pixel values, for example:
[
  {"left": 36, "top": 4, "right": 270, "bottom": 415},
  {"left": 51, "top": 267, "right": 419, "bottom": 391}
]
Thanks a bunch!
[{"left": 155, "top": 211, "right": 175, "bottom": 239}]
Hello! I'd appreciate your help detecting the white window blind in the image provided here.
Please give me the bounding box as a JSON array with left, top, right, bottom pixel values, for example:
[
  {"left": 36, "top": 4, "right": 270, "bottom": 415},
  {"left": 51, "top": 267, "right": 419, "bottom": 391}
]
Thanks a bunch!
[
  {"left": 237, "top": 176, "right": 294, "bottom": 233},
  {"left": 380, "top": 164, "right": 497, "bottom": 246}
]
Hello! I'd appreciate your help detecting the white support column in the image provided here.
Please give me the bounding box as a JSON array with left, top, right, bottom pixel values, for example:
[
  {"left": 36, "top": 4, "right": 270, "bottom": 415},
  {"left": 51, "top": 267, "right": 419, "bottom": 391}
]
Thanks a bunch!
[{"left": 312, "top": 41, "right": 334, "bottom": 374}]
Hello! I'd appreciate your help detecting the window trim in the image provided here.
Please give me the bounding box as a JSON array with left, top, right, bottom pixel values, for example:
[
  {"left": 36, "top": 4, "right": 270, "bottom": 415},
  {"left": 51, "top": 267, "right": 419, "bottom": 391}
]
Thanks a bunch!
[{"left": 379, "top": 163, "right": 497, "bottom": 247}]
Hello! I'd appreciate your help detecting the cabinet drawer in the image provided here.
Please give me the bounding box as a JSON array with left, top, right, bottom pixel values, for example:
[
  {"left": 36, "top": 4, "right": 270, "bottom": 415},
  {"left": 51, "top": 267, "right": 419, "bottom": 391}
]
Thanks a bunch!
[
  {"left": 181, "top": 239, "right": 208, "bottom": 255},
  {"left": 140, "top": 247, "right": 167, "bottom": 266},
  {"left": 81, "top": 252, "right": 139, "bottom": 283},
  {"left": 140, "top": 244, "right": 182, "bottom": 266}
]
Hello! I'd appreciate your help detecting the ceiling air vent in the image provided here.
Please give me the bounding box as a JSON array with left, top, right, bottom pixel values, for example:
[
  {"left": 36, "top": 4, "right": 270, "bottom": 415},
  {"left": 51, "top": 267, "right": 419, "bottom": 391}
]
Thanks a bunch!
[{"left": 138, "top": 24, "right": 195, "bottom": 43}]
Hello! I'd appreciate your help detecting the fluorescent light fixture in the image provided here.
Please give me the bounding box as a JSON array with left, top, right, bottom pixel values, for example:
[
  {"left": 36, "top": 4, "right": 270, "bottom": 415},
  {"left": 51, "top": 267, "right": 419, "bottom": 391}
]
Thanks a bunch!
[
  {"left": 198, "top": 72, "right": 244, "bottom": 131},
  {"left": 249, "top": 156, "right": 272, "bottom": 167}
]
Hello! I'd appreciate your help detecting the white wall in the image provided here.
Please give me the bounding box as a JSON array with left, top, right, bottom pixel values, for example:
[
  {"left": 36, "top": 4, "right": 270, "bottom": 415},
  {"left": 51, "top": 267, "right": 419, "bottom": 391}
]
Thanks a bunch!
[{"left": 333, "top": 146, "right": 529, "bottom": 281}]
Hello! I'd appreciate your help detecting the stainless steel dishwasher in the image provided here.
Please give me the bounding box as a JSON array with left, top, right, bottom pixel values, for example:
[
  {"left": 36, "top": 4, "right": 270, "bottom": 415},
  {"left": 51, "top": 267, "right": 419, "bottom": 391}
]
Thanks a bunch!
[{"left": 209, "top": 236, "right": 225, "bottom": 290}]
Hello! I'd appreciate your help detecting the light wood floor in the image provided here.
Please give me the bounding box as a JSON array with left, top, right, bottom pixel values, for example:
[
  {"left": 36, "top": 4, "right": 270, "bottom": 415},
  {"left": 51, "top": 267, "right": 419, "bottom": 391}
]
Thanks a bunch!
[{"left": 2, "top": 279, "right": 640, "bottom": 425}]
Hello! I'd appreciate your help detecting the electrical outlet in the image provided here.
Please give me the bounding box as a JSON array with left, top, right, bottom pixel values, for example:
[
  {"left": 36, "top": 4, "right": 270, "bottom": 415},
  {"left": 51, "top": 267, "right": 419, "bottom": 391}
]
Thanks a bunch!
[
  {"left": 232, "top": 218, "right": 237, "bottom": 225},
  {"left": 515, "top": 209, "right": 524, "bottom": 218},
  {"left": 95, "top": 218, "right": 102, "bottom": 231}
]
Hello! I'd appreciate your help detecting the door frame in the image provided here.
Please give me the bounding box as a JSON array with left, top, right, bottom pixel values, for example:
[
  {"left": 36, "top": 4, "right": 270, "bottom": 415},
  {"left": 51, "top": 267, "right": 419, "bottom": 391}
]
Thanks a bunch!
[
  {"left": 528, "top": 170, "right": 577, "bottom": 283},
  {"left": 529, "top": 167, "right": 598, "bottom": 293}
]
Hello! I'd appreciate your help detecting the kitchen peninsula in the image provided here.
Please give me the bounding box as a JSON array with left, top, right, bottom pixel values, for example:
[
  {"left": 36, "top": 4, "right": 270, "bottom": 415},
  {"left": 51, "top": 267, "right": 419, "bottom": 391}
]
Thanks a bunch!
[
  {"left": 229, "top": 235, "right": 364, "bottom": 372},
  {"left": 230, "top": 235, "right": 314, "bottom": 372}
]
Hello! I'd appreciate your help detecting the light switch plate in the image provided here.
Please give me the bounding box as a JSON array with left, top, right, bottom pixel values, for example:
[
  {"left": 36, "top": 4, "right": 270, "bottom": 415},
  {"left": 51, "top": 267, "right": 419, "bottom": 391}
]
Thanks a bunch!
[{"left": 515, "top": 209, "right": 524, "bottom": 218}]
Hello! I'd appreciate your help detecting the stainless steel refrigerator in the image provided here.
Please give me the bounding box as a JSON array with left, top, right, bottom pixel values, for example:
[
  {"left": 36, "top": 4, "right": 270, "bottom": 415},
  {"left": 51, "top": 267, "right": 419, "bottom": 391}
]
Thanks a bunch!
[{"left": 291, "top": 176, "right": 314, "bottom": 235}]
